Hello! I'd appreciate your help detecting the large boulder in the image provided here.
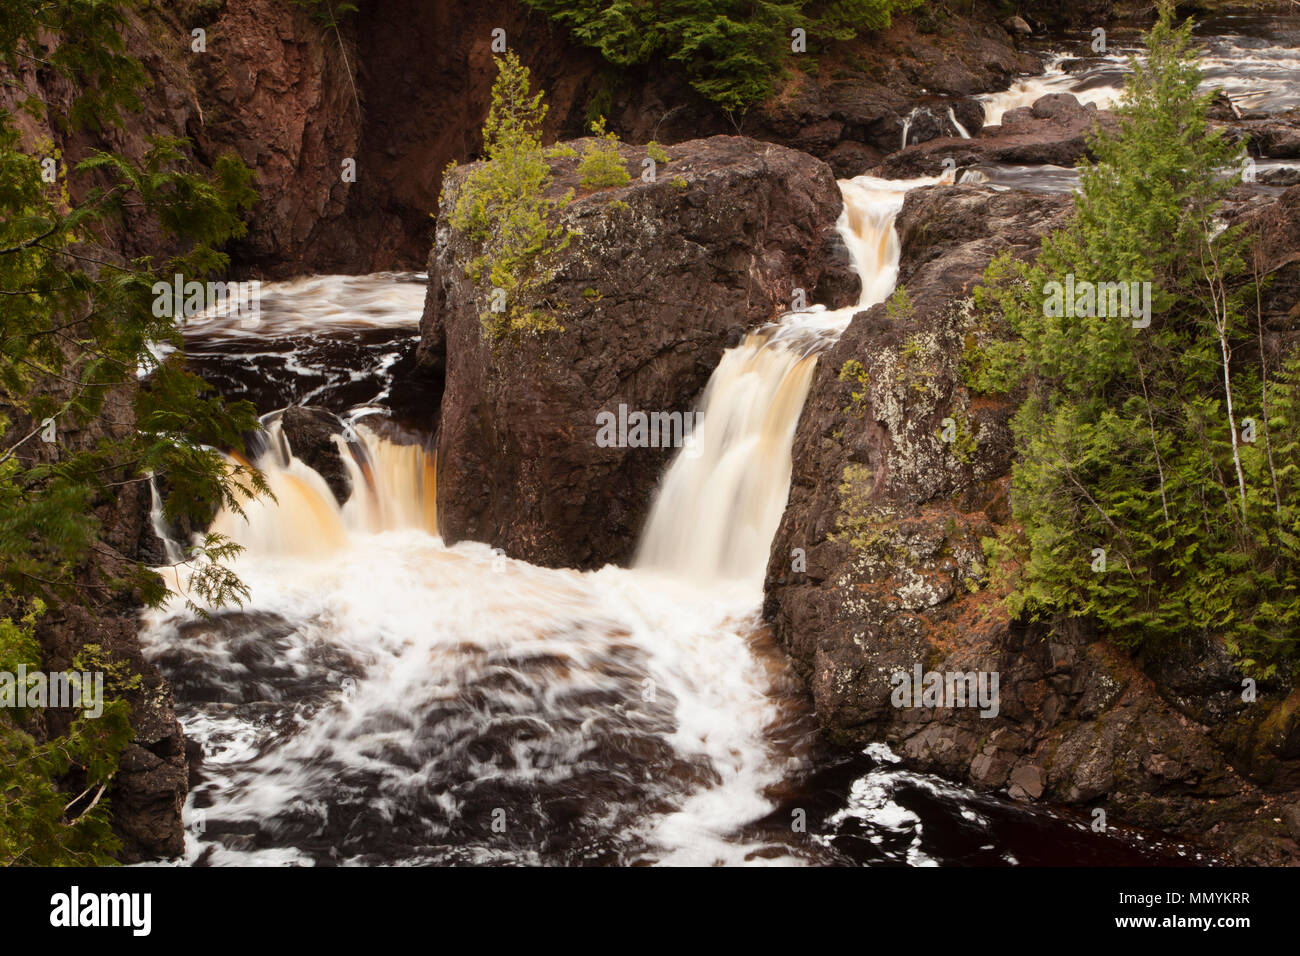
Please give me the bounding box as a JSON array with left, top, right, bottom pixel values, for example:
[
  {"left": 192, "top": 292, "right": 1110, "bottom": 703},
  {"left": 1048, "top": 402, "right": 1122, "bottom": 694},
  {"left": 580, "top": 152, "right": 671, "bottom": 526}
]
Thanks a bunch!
[
  {"left": 762, "top": 181, "right": 1300, "bottom": 864},
  {"left": 423, "top": 135, "right": 855, "bottom": 570},
  {"left": 276, "top": 406, "right": 352, "bottom": 504}
]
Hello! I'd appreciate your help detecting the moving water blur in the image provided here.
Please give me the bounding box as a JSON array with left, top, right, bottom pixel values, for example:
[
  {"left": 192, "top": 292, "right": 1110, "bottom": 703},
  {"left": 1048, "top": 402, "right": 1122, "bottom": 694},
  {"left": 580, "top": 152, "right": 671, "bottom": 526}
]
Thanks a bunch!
[
  {"left": 978, "top": 14, "right": 1300, "bottom": 126},
  {"left": 636, "top": 176, "right": 922, "bottom": 582},
  {"left": 142, "top": 175, "right": 1201, "bottom": 866},
  {"left": 177, "top": 272, "right": 438, "bottom": 419}
]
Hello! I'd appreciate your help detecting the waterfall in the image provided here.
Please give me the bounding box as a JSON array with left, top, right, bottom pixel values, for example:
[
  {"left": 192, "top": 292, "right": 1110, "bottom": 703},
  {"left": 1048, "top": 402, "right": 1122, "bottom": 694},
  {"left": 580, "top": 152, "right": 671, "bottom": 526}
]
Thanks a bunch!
[
  {"left": 900, "top": 107, "right": 917, "bottom": 149},
  {"left": 145, "top": 412, "right": 808, "bottom": 866},
  {"left": 148, "top": 476, "right": 185, "bottom": 565},
  {"left": 633, "top": 339, "right": 820, "bottom": 582},
  {"left": 131, "top": 13, "right": 1300, "bottom": 866},
  {"left": 635, "top": 175, "right": 931, "bottom": 585},
  {"left": 947, "top": 106, "right": 972, "bottom": 139},
  {"left": 143, "top": 173, "right": 936, "bottom": 867},
  {"left": 205, "top": 419, "right": 437, "bottom": 558},
  {"left": 978, "top": 55, "right": 1124, "bottom": 126},
  {"left": 339, "top": 425, "right": 439, "bottom": 537}
]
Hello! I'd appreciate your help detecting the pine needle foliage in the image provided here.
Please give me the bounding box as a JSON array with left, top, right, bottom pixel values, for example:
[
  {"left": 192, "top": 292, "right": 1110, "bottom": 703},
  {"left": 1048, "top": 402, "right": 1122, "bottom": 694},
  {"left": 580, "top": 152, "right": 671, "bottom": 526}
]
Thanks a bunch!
[{"left": 972, "top": 4, "right": 1300, "bottom": 674}]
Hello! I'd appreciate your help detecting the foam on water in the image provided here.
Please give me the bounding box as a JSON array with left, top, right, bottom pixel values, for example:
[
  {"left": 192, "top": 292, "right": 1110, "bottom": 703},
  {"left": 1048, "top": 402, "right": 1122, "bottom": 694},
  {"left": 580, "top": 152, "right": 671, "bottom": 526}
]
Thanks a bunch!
[
  {"left": 635, "top": 175, "right": 929, "bottom": 583},
  {"left": 142, "top": 173, "right": 929, "bottom": 866},
  {"left": 140, "top": 162, "right": 1210, "bottom": 865},
  {"left": 979, "top": 19, "right": 1300, "bottom": 127}
]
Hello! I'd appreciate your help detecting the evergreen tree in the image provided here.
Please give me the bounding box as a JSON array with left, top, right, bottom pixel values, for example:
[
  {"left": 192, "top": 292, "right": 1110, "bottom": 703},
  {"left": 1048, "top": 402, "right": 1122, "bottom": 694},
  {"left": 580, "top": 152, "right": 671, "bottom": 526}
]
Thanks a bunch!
[
  {"left": 578, "top": 116, "right": 632, "bottom": 189},
  {"left": 521, "top": 0, "right": 921, "bottom": 115},
  {"left": 446, "top": 51, "right": 573, "bottom": 341},
  {"left": 974, "top": 3, "right": 1300, "bottom": 673},
  {"left": 0, "top": 0, "right": 263, "bottom": 860}
]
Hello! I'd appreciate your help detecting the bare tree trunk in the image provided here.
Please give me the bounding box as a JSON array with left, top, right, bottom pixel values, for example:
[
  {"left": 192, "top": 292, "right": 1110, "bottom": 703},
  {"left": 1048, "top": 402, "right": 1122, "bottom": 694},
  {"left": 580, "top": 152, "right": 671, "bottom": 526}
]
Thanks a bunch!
[
  {"left": 1219, "top": 327, "right": 1249, "bottom": 521},
  {"left": 1202, "top": 241, "right": 1248, "bottom": 523},
  {"left": 1137, "top": 358, "right": 1171, "bottom": 523},
  {"left": 1254, "top": 252, "right": 1283, "bottom": 517}
]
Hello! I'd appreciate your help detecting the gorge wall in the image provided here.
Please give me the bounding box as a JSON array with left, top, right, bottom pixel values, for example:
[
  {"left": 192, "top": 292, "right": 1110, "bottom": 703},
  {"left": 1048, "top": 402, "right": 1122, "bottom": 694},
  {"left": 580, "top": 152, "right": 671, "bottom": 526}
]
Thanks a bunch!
[
  {"left": 33, "top": 0, "right": 1055, "bottom": 278},
  {"left": 11, "top": 0, "right": 1300, "bottom": 863}
]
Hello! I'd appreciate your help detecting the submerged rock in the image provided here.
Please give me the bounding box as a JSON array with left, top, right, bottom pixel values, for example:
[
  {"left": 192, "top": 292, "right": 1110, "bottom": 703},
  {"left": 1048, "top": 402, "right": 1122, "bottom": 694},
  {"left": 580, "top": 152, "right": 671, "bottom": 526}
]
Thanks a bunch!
[{"left": 276, "top": 406, "right": 352, "bottom": 505}]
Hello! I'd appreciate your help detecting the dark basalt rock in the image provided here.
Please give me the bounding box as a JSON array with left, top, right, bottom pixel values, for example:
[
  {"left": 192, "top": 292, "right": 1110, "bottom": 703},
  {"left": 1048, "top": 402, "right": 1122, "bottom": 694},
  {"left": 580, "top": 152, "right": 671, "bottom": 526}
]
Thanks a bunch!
[
  {"left": 5, "top": 378, "right": 189, "bottom": 862},
  {"left": 1236, "top": 110, "right": 1300, "bottom": 159},
  {"left": 878, "top": 92, "right": 1117, "bottom": 177},
  {"left": 277, "top": 406, "right": 352, "bottom": 505},
  {"left": 1261, "top": 166, "right": 1300, "bottom": 187},
  {"left": 424, "top": 135, "right": 853, "bottom": 570},
  {"left": 762, "top": 180, "right": 1300, "bottom": 865}
]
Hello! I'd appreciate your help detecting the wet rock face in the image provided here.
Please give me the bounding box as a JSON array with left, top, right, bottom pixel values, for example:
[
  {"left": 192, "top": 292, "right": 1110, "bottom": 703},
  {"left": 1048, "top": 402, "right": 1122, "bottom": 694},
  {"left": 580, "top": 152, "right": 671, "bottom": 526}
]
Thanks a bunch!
[
  {"left": 38, "top": 605, "right": 188, "bottom": 863},
  {"left": 11, "top": 1, "right": 1048, "bottom": 276},
  {"left": 186, "top": 0, "right": 363, "bottom": 275},
  {"left": 733, "top": 13, "right": 1036, "bottom": 177},
  {"left": 425, "top": 136, "right": 852, "bottom": 570},
  {"left": 201, "top": 0, "right": 1047, "bottom": 271},
  {"left": 1244, "top": 184, "right": 1300, "bottom": 340},
  {"left": 763, "top": 182, "right": 1300, "bottom": 864},
  {"left": 329, "top": 0, "right": 1044, "bottom": 265},
  {"left": 1236, "top": 110, "right": 1300, "bottom": 159},
  {"left": 9, "top": 374, "right": 188, "bottom": 862}
]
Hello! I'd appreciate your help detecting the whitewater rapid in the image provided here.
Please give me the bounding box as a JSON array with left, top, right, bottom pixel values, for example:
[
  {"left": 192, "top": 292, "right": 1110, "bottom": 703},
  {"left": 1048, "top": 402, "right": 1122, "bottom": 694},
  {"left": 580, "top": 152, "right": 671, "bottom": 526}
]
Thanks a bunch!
[
  {"left": 139, "top": 174, "right": 928, "bottom": 866},
  {"left": 139, "top": 162, "right": 1206, "bottom": 865}
]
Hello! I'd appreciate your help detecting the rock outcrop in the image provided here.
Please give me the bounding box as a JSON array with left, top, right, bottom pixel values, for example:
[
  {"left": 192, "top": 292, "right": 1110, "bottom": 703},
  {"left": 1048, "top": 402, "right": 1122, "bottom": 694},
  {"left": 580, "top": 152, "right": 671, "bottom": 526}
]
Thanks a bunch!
[
  {"left": 0, "top": 1, "right": 1080, "bottom": 278},
  {"left": 879, "top": 93, "right": 1116, "bottom": 177},
  {"left": 0, "top": 7, "right": 202, "bottom": 861},
  {"left": 424, "top": 135, "right": 855, "bottom": 570},
  {"left": 737, "top": 12, "right": 1037, "bottom": 176},
  {"left": 275, "top": 407, "right": 352, "bottom": 505},
  {"left": 763, "top": 182, "right": 1300, "bottom": 864},
  {"left": 1237, "top": 110, "right": 1300, "bottom": 160}
]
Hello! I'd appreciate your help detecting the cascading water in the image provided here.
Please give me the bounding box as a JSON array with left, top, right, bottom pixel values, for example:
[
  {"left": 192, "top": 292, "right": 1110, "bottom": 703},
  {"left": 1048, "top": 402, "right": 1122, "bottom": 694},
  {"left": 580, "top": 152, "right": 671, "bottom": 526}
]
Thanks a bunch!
[
  {"left": 205, "top": 418, "right": 439, "bottom": 557},
  {"left": 140, "top": 173, "right": 1196, "bottom": 866},
  {"left": 144, "top": 440, "right": 820, "bottom": 864},
  {"left": 947, "top": 107, "right": 972, "bottom": 139},
  {"left": 978, "top": 54, "right": 1128, "bottom": 127},
  {"left": 636, "top": 176, "right": 923, "bottom": 582},
  {"left": 138, "top": 174, "right": 935, "bottom": 866},
  {"left": 978, "top": 17, "right": 1300, "bottom": 127}
]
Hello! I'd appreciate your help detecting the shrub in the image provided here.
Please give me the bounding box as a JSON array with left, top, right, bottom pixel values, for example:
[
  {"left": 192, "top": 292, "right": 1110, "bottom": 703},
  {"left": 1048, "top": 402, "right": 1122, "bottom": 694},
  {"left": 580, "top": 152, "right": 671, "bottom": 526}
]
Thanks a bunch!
[
  {"left": 974, "top": 4, "right": 1300, "bottom": 673},
  {"left": 578, "top": 117, "right": 631, "bottom": 189},
  {"left": 521, "top": 0, "right": 923, "bottom": 114},
  {"left": 446, "top": 51, "right": 573, "bottom": 341}
]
